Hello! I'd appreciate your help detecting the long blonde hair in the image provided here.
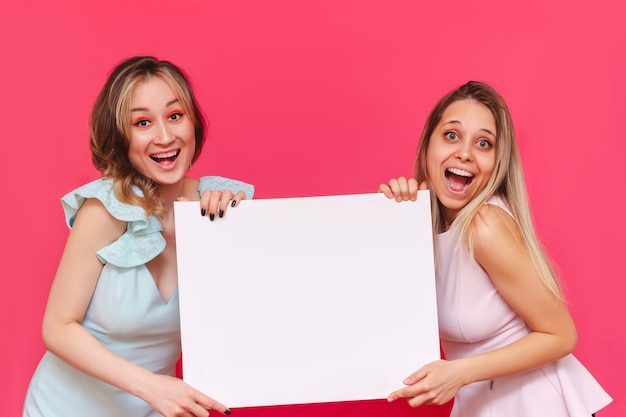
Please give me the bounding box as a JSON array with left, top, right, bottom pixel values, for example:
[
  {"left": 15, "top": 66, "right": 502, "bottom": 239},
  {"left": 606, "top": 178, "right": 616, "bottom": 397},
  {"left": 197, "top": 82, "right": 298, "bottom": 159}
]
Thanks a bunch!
[
  {"left": 90, "top": 56, "right": 206, "bottom": 216},
  {"left": 414, "top": 81, "right": 563, "bottom": 299}
]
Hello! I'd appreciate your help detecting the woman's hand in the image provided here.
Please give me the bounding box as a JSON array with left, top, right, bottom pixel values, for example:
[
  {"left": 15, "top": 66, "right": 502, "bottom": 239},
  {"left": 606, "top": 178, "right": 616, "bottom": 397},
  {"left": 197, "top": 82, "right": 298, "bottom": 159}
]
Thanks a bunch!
[
  {"left": 387, "top": 360, "right": 467, "bottom": 408},
  {"left": 139, "top": 374, "right": 231, "bottom": 417},
  {"left": 378, "top": 177, "right": 427, "bottom": 202},
  {"left": 185, "top": 189, "right": 247, "bottom": 220}
]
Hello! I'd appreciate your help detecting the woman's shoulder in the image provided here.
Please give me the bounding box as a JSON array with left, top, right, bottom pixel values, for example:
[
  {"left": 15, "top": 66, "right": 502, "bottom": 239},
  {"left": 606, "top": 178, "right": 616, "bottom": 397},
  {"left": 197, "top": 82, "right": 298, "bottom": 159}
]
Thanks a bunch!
[
  {"left": 61, "top": 178, "right": 165, "bottom": 267},
  {"left": 472, "top": 196, "right": 523, "bottom": 249},
  {"left": 61, "top": 178, "right": 147, "bottom": 227},
  {"left": 483, "top": 195, "right": 512, "bottom": 215}
]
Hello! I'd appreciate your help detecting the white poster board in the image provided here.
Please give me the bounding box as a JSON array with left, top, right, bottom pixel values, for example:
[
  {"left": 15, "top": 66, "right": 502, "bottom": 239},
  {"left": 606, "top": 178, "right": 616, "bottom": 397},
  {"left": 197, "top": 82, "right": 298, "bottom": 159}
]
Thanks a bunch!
[{"left": 174, "top": 192, "right": 439, "bottom": 408}]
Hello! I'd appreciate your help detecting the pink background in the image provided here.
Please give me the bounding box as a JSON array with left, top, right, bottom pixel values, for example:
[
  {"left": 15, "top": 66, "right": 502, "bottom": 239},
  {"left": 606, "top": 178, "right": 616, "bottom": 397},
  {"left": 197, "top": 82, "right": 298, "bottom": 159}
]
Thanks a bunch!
[{"left": 1, "top": 1, "right": 624, "bottom": 416}]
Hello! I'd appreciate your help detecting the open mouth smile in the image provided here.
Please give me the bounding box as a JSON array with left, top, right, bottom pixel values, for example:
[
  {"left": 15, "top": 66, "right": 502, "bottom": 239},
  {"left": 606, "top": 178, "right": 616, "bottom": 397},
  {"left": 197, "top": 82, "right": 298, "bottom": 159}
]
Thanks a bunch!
[
  {"left": 150, "top": 150, "right": 180, "bottom": 164},
  {"left": 445, "top": 167, "right": 474, "bottom": 192}
]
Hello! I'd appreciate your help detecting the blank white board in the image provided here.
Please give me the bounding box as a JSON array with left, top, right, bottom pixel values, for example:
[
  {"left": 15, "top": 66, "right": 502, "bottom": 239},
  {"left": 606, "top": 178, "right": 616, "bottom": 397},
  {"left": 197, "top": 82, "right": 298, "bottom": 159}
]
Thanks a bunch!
[{"left": 174, "top": 192, "right": 439, "bottom": 408}]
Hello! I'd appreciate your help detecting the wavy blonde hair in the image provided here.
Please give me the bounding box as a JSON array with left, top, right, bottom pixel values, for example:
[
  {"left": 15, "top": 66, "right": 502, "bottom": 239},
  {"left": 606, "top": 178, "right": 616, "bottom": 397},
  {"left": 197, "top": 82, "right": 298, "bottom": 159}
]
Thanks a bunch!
[
  {"left": 414, "top": 81, "right": 563, "bottom": 299},
  {"left": 90, "top": 56, "right": 206, "bottom": 216}
]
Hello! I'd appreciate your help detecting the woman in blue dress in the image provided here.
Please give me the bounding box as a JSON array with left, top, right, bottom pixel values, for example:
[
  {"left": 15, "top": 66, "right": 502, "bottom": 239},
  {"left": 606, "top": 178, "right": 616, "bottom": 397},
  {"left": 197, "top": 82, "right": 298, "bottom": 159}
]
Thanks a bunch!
[{"left": 23, "top": 56, "right": 253, "bottom": 417}]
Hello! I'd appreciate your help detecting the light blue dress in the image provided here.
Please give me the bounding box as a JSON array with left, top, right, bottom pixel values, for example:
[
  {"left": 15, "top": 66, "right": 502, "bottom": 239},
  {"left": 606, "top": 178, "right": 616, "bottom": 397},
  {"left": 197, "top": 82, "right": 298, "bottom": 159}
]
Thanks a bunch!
[{"left": 23, "top": 176, "right": 254, "bottom": 417}]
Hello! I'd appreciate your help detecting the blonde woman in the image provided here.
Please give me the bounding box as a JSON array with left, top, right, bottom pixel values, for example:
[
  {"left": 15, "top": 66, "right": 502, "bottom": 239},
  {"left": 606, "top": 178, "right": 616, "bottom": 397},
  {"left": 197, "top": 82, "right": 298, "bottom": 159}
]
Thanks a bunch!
[
  {"left": 381, "top": 81, "right": 611, "bottom": 416},
  {"left": 23, "top": 56, "right": 253, "bottom": 417}
]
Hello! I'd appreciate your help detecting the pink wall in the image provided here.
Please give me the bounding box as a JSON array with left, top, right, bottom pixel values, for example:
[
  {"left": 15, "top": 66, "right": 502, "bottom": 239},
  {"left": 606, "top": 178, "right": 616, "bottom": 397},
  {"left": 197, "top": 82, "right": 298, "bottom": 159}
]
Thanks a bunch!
[{"left": 1, "top": 1, "right": 624, "bottom": 415}]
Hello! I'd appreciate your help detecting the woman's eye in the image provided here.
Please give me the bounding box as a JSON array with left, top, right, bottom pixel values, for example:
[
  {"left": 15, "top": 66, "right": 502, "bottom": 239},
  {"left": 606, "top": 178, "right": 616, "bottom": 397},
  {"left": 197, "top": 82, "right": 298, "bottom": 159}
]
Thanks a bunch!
[
  {"left": 477, "top": 139, "right": 492, "bottom": 149},
  {"left": 445, "top": 132, "right": 458, "bottom": 140},
  {"left": 169, "top": 112, "right": 184, "bottom": 121},
  {"left": 135, "top": 119, "right": 151, "bottom": 127}
]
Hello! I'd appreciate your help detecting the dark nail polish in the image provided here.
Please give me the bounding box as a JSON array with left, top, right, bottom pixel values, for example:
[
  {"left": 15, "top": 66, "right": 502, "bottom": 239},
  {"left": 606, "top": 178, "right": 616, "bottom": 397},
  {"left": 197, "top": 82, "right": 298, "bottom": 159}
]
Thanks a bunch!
[
  {"left": 209, "top": 213, "right": 215, "bottom": 221},
  {"left": 201, "top": 208, "right": 206, "bottom": 217},
  {"left": 219, "top": 209, "right": 224, "bottom": 218},
  {"left": 224, "top": 410, "right": 231, "bottom": 415},
  {"left": 231, "top": 200, "right": 236, "bottom": 207}
]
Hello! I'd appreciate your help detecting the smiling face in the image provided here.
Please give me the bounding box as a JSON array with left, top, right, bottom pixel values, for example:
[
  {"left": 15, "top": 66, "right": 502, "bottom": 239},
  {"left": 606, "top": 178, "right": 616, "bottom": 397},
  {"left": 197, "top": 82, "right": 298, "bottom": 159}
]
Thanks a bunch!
[
  {"left": 426, "top": 99, "right": 497, "bottom": 225},
  {"left": 127, "top": 77, "right": 196, "bottom": 186}
]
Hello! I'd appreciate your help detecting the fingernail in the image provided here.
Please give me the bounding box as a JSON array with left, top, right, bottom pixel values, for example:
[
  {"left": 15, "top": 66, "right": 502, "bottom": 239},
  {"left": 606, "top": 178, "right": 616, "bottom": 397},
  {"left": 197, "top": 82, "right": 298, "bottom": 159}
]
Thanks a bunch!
[
  {"left": 231, "top": 200, "right": 236, "bottom": 207},
  {"left": 201, "top": 208, "right": 206, "bottom": 217},
  {"left": 219, "top": 209, "right": 224, "bottom": 218},
  {"left": 225, "top": 409, "right": 231, "bottom": 415},
  {"left": 209, "top": 213, "right": 215, "bottom": 221}
]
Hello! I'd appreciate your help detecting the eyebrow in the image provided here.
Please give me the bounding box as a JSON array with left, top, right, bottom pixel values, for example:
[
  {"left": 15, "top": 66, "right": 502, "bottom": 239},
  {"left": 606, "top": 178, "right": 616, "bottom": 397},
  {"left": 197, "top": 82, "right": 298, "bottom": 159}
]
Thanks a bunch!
[
  {"left": 131, "top": 98, "right": 179, "bottom": 112},
  {"left": 442, "top": 120, "right": 496, "bottom": 137}
]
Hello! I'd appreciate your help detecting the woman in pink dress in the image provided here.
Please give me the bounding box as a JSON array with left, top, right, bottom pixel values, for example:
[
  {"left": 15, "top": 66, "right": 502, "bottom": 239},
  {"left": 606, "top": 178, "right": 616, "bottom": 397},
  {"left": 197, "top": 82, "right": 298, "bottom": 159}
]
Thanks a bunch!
[{"left": 380, "top": 81, "right": 611, "bottom": 417}]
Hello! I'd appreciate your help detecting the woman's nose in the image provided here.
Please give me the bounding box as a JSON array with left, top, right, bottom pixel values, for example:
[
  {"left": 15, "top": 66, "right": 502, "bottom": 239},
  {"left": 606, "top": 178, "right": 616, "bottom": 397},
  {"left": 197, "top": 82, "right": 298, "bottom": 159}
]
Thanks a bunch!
[
  {"left": 154, "top": 122, "right": 175, "bottom": 144},
  {"left": 456, "top": 143, "right": 473, "bottom": 161}
]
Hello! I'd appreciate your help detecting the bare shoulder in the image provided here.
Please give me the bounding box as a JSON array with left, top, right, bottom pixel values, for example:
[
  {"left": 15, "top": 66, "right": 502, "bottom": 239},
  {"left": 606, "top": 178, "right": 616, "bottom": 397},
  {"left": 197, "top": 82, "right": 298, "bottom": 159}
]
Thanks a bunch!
[
  {"left": 70, "top": 198, "right": 127, "bottom": 247},
  {"left": 470, "top": 203, "right": 527, "bottom": 270},
  {"left": 471, "top": 204, "right": 523, "bottom": 249}
]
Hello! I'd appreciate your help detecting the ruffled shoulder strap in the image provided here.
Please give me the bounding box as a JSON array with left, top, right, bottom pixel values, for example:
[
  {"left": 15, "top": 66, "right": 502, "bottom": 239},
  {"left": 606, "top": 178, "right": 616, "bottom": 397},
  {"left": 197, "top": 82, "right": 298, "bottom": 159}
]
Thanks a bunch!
[
  {"left": 198, "top": 176, "right": 255, "bottom": 199},
  {"left": 61, "top": 178, "right": 165, "bottom": 268}
]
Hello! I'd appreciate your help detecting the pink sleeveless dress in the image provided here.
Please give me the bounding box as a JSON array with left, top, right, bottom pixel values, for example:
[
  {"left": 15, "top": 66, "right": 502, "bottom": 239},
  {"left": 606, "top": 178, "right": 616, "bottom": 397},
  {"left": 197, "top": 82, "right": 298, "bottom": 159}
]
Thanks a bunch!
[{"left": 436, "top": 196, "right": 612, "bottom": 417}]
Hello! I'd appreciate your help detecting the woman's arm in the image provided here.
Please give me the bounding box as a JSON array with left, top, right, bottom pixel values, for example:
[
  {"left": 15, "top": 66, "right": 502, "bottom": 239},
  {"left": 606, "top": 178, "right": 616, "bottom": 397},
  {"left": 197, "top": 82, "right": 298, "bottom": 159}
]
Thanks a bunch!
[
  {"left": 388, "top": 204, "right": 576, "bottom": 407},
  {"left": 461, "top": 204, "right": 577, "bottom": 377},
  {"left": 42, "top": 198, "right": 229, "bottom": 417}
]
